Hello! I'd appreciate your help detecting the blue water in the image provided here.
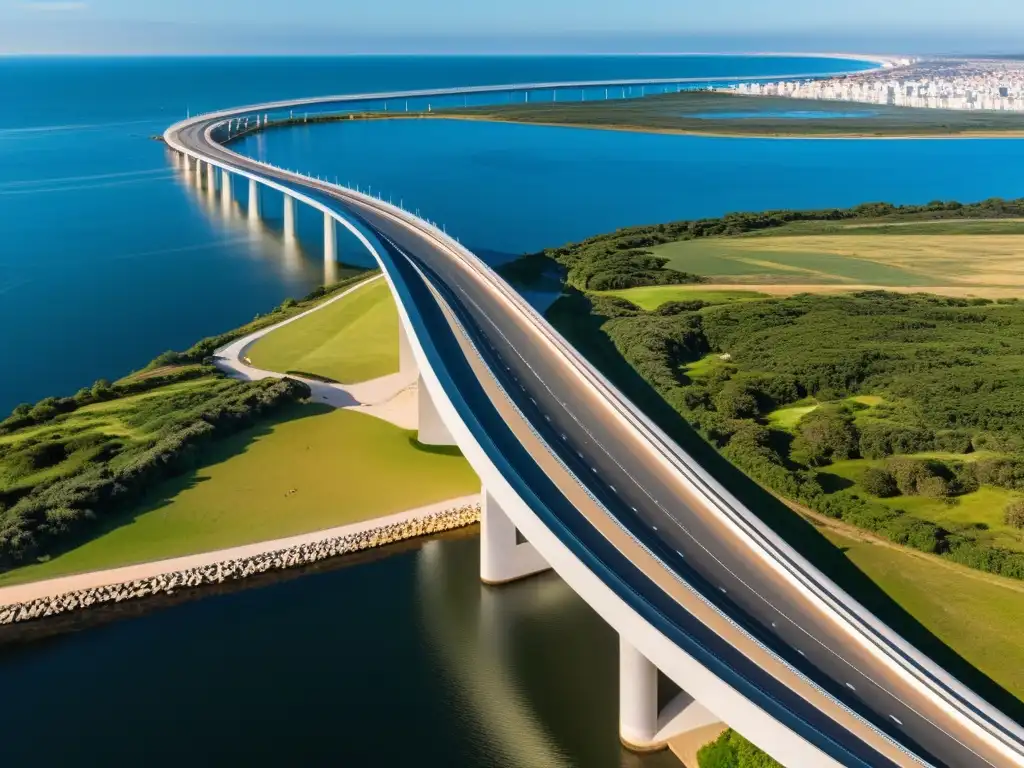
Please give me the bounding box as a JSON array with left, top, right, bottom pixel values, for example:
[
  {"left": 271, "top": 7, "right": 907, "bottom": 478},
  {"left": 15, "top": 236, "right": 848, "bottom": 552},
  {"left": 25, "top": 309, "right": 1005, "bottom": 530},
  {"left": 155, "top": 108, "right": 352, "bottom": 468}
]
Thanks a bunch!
[
  {"left": 236, "top": 117, "right": 1024, "bottom": 260},
  {"left": 690, "top": 109, "right": 880, "bottom": 119},
  {"left": 0, "top": 55, "right": 871, "bottom": 414}
]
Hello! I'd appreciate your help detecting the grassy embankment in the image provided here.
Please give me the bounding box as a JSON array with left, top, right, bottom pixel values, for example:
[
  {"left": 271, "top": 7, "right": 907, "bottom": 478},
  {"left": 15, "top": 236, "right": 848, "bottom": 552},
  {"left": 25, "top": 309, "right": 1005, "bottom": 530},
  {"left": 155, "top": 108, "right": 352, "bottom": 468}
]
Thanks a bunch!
[
  {"left": 434, "top": 90, "right": 1024, "bottom": 138},
  {"left": 0, "top": 277, "right": 478, "bottom": 585},
  {"left": 247, "top": 278, "right": 398, "bottom": 383},
  {"left": 531, "top": 200, "right": 1024, "bottom": 717}
]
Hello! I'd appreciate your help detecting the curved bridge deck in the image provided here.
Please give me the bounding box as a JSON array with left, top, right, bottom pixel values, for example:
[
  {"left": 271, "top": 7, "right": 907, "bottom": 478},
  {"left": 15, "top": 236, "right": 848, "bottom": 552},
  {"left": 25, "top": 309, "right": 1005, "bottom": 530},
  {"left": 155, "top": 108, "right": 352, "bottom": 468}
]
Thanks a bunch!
[{"left": 166, "top": 80, "right": 1024, "bottom": 768}]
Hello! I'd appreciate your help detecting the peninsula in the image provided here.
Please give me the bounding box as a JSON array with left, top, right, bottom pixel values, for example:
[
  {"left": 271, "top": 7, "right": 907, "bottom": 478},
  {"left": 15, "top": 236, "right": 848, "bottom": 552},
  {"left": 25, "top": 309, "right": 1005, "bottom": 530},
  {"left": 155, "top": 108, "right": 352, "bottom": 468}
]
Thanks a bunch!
[{"left": 431, "top": 88, "right": 1024, "bottom": 138}]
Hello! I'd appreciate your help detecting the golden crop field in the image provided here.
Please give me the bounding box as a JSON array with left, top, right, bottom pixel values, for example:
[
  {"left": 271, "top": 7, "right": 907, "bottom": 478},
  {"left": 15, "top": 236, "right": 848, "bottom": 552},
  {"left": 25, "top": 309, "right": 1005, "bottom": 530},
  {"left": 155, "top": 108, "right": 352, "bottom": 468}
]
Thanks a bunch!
[{"left": 654, "top": 233, "right": 1024, "bottom": 298}]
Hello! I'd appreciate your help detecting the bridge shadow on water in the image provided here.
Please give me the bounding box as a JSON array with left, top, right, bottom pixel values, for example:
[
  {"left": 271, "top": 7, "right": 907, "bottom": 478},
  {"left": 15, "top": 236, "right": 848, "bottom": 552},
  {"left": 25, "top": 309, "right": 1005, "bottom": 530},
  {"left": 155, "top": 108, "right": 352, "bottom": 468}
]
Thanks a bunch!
[{"left": 546, "top": 288, "right": 1024, "bottom": 724}]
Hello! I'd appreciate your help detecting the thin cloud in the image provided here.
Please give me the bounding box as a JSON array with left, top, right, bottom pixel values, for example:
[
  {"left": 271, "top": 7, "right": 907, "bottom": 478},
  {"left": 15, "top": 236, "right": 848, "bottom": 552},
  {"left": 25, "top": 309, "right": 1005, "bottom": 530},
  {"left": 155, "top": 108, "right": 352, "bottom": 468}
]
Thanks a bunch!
[{"left": 20, "top": 1, "right": 88, "bottom": 11}]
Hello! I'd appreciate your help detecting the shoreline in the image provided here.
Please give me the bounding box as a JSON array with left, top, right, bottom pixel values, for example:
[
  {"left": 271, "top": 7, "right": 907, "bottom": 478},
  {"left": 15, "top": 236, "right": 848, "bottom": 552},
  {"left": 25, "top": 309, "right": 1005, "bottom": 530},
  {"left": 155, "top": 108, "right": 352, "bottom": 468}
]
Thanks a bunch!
[
  {"left": 0, "top": 494, "right": 482, "bottom": 625},
  {"left": 433, "top": 113, "right": 1024, "bottom": 141},
  {"left": 269, "top": 110, "right": 1024, "bottom": 142}
]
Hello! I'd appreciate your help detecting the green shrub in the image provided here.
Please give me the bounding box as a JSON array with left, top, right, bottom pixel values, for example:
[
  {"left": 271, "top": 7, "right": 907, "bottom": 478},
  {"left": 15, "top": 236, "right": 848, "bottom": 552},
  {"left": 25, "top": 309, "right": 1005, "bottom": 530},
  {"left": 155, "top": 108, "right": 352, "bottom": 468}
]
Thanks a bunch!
[
  {"left": 698, "top": 729, "right": 782, "bottom": 768},
  {"left": 1006, "top": 500, "right": 1024, "bottom": 530},
  {"left": 792, "top": 405, "right": 858, "bottom": 466},
  {"left": 861, "top": 467, "right": 899, "bottom": 498}
]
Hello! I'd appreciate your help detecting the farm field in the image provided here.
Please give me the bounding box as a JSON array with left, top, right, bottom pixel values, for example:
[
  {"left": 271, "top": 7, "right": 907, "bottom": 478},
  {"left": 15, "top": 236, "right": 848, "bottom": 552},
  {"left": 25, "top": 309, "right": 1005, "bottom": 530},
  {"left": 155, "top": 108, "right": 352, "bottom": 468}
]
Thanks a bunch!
[
  {"left": 654, "top": 230, "right": 1024, "bottom": 297},
  {"left": 247, "top": 278, "right": 399, "bottom": 383},
  {"left": 0, "top": 405, "right": 479, "bottom": 586}
]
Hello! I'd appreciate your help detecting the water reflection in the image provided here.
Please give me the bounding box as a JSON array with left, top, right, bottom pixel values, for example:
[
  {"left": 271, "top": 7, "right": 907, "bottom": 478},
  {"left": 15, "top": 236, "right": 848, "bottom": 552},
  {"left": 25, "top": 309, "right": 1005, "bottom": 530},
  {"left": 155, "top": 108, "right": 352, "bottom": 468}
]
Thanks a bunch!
[
  {"left": 416, "top": 540, "right": 677, "bottom": 768},
  {"left": 171, "top": 149, "right": 324, "bottom": 284}
]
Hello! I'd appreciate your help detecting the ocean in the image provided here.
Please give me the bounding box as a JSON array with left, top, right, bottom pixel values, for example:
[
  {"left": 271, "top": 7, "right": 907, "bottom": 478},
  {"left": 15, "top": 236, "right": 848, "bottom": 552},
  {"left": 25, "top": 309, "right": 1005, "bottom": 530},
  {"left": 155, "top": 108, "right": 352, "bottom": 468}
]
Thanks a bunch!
[{"left": 0, "top": 54, "right": 869, "bottom": 413}]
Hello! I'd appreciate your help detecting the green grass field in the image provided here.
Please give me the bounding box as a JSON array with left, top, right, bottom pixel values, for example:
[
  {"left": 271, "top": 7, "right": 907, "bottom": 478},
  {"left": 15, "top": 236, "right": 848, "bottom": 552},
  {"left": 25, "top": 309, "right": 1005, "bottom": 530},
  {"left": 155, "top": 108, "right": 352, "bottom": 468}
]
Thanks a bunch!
[
  {"left": 822, "top": 454, "right": 1024, "bottom": 551},
  {"left": 601, "top": 286, "right": 768, "bottom": 311},
  {"left": 826, "top": 529, "right": 1024, "bottom": 699},
  {"left": 247, "top": 278, "right": 398, "bottom": 383},
  {"left": 765, "top": 403, "right": 819, "bottom": 430},
  {"left": 0, "top": 404, "right": 479, "bottom": 586}
]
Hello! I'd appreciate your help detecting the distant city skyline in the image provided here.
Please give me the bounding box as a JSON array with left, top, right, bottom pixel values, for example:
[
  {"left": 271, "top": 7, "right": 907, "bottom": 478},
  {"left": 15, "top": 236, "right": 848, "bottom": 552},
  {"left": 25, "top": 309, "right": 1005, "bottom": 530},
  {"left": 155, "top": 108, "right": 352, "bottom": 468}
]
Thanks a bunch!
[{"left": 2, "top": 0, "right": 1024, "bottom": 55}]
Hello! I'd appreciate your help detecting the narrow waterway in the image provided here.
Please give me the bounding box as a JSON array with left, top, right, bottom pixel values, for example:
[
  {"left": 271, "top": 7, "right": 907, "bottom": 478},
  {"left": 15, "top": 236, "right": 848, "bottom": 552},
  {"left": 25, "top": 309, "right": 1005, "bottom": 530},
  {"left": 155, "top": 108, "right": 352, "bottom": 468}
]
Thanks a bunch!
[{"left": 0, "top": 534, "right": 679, "bottom": 767}]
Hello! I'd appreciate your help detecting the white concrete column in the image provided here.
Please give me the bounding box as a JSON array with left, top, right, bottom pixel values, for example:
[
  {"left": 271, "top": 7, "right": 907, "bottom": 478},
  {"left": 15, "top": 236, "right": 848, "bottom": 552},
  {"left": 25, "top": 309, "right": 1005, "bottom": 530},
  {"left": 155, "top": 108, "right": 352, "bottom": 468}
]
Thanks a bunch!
[
  {"left": 479, "top": 489, "right": 550, "bottom": 585},
  {"left": 205, "top": 161, "right": 216, "bottom": 191},
  {"left": 283, "top": 194, "right": 296, "bottom": 239},
  {"left": 221, "top": 169, "right": 233, "bottom": 213},
  {"left": 248, "top": 178, "right": 261, "bottom": 220},
  {"left": 620, "top": 636, "right": 662, "bottom": 751},
  {"left": 398, "top": 319, "right": 417, "bottom": 377},
  {"left": 324, "top": 212, "right": 337, "bottom": 263},
  {"left": 417, "top": 374, "right": 456, "bottom": 447}
]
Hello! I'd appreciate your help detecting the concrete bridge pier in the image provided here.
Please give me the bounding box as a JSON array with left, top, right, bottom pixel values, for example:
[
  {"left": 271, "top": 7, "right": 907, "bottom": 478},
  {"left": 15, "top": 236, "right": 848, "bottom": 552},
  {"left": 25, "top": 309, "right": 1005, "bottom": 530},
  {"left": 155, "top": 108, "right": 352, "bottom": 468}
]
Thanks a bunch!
[
  {"left": 479, "top": 490, "right": 550, "bottom": 585},
  {"left": 398, "top": 317, "right": 417, "bottom": 377},
  {"left": 205, "top": 161, "right": 216, "bottom": 191},
  {"left": 248, "top": 178, "right": 261, "bottom": 220},
  {"left": 221, "top": 169, "right": 233, "bottom": 213},
  {"left": 324, "top": 212, "right": 337, "bottom": 264},
  {"left": 416, "top": 374, "right": 457, "bottom": 447},
  {"left": 619, "top": 636, "right": 722, "bottom": 755},
  {"left": 283, "top": 194, "right": 297, "bottom": 239}
]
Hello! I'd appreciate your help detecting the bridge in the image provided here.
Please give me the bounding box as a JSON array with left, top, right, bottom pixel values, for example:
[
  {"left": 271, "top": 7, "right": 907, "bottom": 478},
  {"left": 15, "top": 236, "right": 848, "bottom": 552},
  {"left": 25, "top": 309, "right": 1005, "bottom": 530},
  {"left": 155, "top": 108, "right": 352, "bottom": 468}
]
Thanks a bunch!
[{"left": 165, "top": 80, "right": 1024, "bottom": 768}]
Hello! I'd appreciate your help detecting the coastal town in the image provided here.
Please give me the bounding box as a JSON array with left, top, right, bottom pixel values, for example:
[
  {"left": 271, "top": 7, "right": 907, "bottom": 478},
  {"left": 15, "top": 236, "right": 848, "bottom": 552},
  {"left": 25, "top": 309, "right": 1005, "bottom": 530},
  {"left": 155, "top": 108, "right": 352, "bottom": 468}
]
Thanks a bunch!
[{"left": 722, "top": 57, "right": 1024, "bottom": 112}]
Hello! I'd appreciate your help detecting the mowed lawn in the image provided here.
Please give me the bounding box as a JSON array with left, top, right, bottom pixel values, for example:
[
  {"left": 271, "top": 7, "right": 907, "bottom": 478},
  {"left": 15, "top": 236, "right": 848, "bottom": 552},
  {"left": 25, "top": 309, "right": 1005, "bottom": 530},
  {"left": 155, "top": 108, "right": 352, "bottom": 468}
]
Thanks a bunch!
[
  {"left": 0, "top": 404, "right": 479, "bottom": 586},
  {"left": 652, "top": 231, "right": 1024, "bottom": 295},
  {"left": 247, "top": 278, "right": 398, "bottom": 383},
  {"left": 826, "top": 530, "right": 1024, "bottom": 699}
]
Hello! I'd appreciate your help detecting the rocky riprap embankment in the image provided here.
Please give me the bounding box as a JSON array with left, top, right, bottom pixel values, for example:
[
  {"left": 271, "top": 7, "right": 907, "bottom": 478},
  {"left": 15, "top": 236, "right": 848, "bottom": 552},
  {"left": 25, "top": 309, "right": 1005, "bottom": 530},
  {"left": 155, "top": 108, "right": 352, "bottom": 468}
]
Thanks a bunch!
[{"left": 0, "top": 504, "right": 480, "bottom": 626}]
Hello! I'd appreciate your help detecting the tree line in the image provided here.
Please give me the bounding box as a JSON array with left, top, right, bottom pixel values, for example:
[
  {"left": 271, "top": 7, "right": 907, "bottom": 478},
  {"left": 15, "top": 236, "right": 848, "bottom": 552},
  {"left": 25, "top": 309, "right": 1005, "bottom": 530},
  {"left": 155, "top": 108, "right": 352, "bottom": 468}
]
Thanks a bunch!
[{"left": 581, "top": 289, "right": 1024, "bottom": 581}]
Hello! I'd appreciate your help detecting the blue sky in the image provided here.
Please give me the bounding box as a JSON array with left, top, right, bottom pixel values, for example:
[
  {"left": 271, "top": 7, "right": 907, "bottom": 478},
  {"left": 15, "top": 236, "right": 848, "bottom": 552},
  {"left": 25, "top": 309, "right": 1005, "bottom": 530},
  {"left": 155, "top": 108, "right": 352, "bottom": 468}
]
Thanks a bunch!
[{"left": 1, "top": 0, "right": 1022, "bottom": 54}]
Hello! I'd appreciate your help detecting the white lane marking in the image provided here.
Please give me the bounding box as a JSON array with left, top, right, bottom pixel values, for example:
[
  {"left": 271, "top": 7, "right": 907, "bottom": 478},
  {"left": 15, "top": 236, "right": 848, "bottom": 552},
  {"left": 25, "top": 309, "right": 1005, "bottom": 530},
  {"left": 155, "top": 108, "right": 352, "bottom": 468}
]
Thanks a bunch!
[
  {"left": 446, "top": 282, "right": 985, "bottom": 763},
  {"left": 346, "top": 200, "right": 981, "bottom": 767}
]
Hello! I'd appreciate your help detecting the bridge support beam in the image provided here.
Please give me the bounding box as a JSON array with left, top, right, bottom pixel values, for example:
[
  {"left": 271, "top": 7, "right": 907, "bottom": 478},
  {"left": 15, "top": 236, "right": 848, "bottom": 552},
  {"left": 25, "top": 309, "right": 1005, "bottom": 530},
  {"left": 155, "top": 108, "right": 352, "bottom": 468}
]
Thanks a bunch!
[
  {"left": 283, "top": 194, "right": 296, "bottom": 239},
  {"left": 324, "top": 212, "right": 337, "bottom": 264},
  {"left": 620, "top": 635, "right": 722, "bottom": 754},
  {"left": 205, "top": 161, "right": 216, "bottom": 191},
  {"left": 416, "top": 374, "right": 457, "bottom": 447},
  {"left": 480, "top": 489, "right": 550, "bottom": 585},
  {"left": 248, "top": 178, "right": 261, "bottom": 220}
]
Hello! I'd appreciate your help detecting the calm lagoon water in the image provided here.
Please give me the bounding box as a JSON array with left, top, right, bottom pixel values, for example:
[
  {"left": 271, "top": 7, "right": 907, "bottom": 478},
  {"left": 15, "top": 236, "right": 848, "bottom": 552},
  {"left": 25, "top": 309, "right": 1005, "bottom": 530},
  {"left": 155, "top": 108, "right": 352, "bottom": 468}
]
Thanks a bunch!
[{"left": 3, "top": 54, "right": 1022, "bottom": 767}]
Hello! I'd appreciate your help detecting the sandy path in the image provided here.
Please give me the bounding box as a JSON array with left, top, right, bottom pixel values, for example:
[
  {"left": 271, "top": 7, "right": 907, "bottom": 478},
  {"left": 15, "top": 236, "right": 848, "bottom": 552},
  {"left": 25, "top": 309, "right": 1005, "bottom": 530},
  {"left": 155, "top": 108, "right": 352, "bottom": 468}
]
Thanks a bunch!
[
  {"left": 0, "top": 494, "right": 481, "bottom": 608},
  {"left": 214, "top": 274, "right": 418, "bottom": 428}
]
